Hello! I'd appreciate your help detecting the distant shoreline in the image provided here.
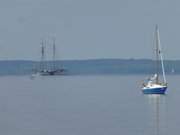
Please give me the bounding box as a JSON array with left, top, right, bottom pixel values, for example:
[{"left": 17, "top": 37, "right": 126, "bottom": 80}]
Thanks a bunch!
[{"left": 0, "top": 59, "right": 178, "bottom": 75}]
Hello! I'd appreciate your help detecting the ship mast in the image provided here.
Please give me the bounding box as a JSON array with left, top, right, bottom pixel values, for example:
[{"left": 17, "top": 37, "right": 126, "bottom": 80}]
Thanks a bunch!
[
  {"left": 155, "top": 25, "right": 166, "bottom": 84},
  {"left": 155, "top": 25, "right": 160, "bottom": 83},
  {"left": 52, "top": 38, "right": 56, "bottom": 71},
  {"left": 40, "top": 40, "right": 45, "bottom": 71}
]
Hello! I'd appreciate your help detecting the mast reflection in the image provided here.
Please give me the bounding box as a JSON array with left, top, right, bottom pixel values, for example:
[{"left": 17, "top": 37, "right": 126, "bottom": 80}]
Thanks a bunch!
[{"left": 146, "top": 94, "right": 167, "bottom": 135}]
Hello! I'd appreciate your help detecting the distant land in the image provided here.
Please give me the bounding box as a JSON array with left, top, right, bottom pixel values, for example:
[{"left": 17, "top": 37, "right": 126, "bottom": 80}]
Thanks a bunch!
[{"left": 0, "top": 59, "right": 179, "bottom": 75}]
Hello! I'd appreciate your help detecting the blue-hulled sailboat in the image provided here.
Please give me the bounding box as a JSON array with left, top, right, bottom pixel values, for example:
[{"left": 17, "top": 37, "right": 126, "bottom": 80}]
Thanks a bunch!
[{"left": 142, "top": 25, "right": 167, "bottom": 94}]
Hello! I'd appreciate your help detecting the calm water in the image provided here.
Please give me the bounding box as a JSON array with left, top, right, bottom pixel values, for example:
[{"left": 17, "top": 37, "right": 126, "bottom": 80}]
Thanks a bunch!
[{"left": 1, "top": 75, "right": 179, "bottom": 135}]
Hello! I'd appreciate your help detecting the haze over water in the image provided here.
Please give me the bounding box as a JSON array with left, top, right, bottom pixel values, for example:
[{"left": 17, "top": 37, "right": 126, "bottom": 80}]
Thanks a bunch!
[{"left": 1, "top": 75, "right": 179, "bottom": 135}]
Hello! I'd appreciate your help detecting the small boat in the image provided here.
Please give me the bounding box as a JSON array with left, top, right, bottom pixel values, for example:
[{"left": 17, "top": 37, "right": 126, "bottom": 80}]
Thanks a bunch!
[{"left": 142, "top": 25, "right": 167, "bottom": 94}]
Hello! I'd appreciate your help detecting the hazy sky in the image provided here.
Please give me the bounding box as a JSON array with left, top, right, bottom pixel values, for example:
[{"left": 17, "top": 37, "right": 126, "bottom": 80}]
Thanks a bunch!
[{"left": 0, "top": 0, "right": 179, "bottom": 60}]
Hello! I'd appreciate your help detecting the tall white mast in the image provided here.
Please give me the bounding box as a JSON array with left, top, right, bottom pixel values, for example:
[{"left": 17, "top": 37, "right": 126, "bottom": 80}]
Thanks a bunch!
[{"left": 156, "top": 25, "right": 166, "bottom": 83}]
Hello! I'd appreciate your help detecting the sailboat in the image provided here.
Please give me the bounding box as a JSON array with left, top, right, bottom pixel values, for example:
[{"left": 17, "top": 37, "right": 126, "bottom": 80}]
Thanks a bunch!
[
  {"left": 37, "top": 39, "right": 66, "bottom": 76},
  {"left": 47, "top": 39, "right": 66, "bottom": 75},
  {"left": 142, "top": 25, "right": 167, "bottom": 94},
  {"left": 37, "top": 40, "right": 50, "bottom": 75}
]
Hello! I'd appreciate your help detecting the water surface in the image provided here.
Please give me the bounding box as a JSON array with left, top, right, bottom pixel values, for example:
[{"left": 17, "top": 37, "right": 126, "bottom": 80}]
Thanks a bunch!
[{"left": 1, "top": 75, "right": 179, "bottom": 135}]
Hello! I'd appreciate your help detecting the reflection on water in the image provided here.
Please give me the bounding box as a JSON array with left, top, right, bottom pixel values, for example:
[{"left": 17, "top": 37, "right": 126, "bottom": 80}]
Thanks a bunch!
[
  {"left": 2, "top": 75, "right": 177, "bottom": 135},
  {"left": 145, "top": 94, "right": 167, "bottom": 135}
]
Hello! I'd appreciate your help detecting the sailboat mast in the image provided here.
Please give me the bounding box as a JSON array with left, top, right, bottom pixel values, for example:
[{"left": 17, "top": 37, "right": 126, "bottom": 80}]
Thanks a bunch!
[
  {"left": 155, "top": 25, "right": 160, "bottom": 83},
  {"left": 40, "top": 40, "right": 45, "bottom": 71},
  {"left": 52, "top": 38, "right": 56, "bottom": 70},
  {"left": 156, "top": 26, "right": 166, "bottom": 83}
]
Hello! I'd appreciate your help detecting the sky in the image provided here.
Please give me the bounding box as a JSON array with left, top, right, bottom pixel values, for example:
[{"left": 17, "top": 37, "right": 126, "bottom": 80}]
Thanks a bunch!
[{"left": 0, "top": 0, "right": 179, "bottom": 60}]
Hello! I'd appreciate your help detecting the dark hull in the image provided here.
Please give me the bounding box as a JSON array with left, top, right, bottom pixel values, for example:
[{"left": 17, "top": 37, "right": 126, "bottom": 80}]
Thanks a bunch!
[{"left": 39, "top": 69, "right": 67, "bottom": 76}]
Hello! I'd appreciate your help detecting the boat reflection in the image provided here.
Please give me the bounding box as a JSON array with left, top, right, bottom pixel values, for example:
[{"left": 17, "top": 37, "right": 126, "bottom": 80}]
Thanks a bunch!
[{"left": 145, "top": 94, "right": 167, "bottom": 135}]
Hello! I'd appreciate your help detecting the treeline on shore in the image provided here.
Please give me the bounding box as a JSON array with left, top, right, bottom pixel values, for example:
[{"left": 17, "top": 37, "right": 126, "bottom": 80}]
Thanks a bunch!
[{"left": 0, "top": 59, "right": 178, "bottom": 75}]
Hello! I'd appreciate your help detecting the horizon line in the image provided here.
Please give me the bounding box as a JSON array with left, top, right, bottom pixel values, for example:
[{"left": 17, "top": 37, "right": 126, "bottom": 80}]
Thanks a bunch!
[{"left": 0, "top": 58, "right": 179, "bottom": 61}]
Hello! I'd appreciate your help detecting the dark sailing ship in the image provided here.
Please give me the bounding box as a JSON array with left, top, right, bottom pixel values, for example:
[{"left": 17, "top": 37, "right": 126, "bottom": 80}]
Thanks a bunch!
[{"left": 36, "top": 39, "right": 66, "bottom": 76}]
